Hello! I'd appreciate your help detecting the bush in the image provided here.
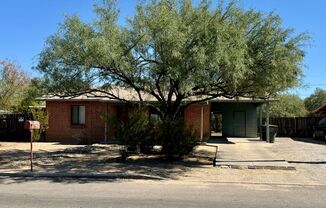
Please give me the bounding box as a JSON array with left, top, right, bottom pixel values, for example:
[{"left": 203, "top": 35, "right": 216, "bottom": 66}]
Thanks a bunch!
[
  {"left": 30, "top": 108, "right": 48, "bottom": 142},
  {"left": 157, "top": 118, "right": 200, "bottom": 160},
  {"left": 73, "top": 132, "right": 92, "bottom": 145},
  {"left": 116, "top": 108, "right": 200, "bottom": 159},
  {"left": 117, "top": 108, "right": 155, "bottom": 154}
]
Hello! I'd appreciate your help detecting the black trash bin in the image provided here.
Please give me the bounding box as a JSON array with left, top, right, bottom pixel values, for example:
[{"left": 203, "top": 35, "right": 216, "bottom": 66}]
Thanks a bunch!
[{"left": 261, "top": 125, "right": 278, "bottom": 143}]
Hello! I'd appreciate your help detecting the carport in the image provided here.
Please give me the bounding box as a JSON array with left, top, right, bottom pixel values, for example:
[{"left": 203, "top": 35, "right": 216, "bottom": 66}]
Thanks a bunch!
[{"left": 208, "top": 98, "right": 272, "bottom": 140}]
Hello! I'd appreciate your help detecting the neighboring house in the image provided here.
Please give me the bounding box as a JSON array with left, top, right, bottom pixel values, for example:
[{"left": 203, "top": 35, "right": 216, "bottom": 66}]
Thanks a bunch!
[
  {"left": 39, "top": 87, "right": 269, "bottom": 144},
  {"left": 313, "top": 103, "right": 326, "bottom": 115}
]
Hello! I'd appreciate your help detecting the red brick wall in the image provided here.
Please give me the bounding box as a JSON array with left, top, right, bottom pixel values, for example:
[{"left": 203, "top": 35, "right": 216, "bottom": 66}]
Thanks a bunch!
[
  {"left": 46, "top": 101, "right": 211, "bottom": 143},
  {"left": 46, "top": 101, "right": 121, "bottom": 144},
  {"left": 184, "top": 104, "right": 211, "bottom": 140}
]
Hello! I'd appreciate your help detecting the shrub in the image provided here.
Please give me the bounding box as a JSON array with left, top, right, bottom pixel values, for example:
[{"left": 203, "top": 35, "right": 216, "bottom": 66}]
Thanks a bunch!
[
  {"left": 117, "top": 108, "right": 155, "bottom": 154},
  {"left": 156, "top": 118, "right": 200, "bottom": 160},
  {"left": 116, "top": 108, "right": 200, "bottom": 159},
  {"left": 30, "top": 108, "right": 48, "bottom": 142},
  {"left": 73, "top": 131, "right": 92, "bottom": 145}
]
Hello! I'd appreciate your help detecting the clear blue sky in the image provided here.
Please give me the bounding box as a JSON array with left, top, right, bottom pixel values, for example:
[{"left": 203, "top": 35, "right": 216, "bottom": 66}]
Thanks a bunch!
[{"left": 0, "top": 0, "right": 325, "bottom": 98}]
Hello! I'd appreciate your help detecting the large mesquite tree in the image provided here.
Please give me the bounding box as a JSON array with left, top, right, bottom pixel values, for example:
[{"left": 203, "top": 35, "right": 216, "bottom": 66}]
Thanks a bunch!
[{"left": 37, "top": 0, "right": 308, "bottom": 121}]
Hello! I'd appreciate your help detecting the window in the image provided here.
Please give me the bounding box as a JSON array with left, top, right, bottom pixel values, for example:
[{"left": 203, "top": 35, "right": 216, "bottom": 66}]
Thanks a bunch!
[
  {"left": 71, "top": 105, "right": 85, "bottom": 125},
  {"left": 150, "top": 113, "right": 160, "bottom": 123},
  {"left": 149, "top": 107, "right": 160, "bottom": 123}
]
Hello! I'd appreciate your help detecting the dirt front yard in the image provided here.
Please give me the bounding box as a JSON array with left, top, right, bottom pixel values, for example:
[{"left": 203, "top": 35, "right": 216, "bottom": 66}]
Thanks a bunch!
[
  {"left": 1, "top": 138, "right": 326, "bottom": 185},
  {"left": 0, "top": 142, "right": 215, "bottom": 180}
]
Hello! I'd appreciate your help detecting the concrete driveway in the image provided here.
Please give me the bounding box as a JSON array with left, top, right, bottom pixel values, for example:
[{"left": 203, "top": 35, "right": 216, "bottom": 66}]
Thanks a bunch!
[
  {"left": 266, "top": 137, "right": 326, "bottom": 184},
  {"left": 192, "top": 137, "right": 326, "bottom": 185},
  {"left": 211, "top": 137, "right": 294, "bottom": 169}
]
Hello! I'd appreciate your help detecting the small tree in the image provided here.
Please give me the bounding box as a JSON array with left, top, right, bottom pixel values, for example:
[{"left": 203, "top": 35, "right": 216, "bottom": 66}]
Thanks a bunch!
[
  {"left": 116, "top": 108, "right": 155, "bottom": 153},
  {"left": 18, "top": 78, "right": 46, "bottom": 111},
  {"left": 304, "top": 88, "right": 326, "bottom": 112},
  {"left": 266, "top": 94, "right": 308, "bottom": 117},
  {"left": 0, "top": 60, "right": 30, "bottom": 111},
  {"left": 29, "top": 108, "right": 49, "bottom": 141}
]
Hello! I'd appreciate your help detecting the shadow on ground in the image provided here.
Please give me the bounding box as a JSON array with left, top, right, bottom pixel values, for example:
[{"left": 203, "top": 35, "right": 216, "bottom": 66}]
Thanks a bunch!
[
  {"left": 288, "top": 161, "right": 326, "bottom": 164},
  {"left": 206, "top": 137, "right": 235, "bottom": 144},
  {"left": 291, "top": 138, "right": 326, "bottom": 145},
  {"left": 0, "top": 145, "right": 213, "bottom": 184}
]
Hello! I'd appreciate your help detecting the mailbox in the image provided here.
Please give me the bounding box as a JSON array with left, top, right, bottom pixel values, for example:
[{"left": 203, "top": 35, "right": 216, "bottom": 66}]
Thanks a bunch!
[{"left": 24, "top": 120, "right": 40, "bottom": 130}]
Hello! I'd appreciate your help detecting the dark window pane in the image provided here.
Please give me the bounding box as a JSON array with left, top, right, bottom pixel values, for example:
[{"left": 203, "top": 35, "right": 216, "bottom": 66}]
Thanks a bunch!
[{"left": 71, "top": 105, "right": 85, "bottom": 125}]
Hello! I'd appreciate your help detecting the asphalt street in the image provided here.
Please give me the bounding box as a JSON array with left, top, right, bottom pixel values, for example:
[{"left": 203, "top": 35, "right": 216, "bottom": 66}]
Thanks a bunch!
[{"left": 0, "top": 179, "right": 325, "bottom": 208}]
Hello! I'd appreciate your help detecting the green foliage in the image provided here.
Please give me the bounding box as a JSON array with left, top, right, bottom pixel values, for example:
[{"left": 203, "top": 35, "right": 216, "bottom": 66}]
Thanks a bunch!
[
  {"left": 304, "top": 88, "right": 326, "bottom": 112},
  {"left": 30, "top": 108, "right": 49, "bottom": 132},
  {"left": 0, "top": 60, "right": 30, "bottom": 111},
  {"left": 157, "top": 118, "right": 199, "bottom": 159},
  {"left": 37, "top": 0, "right": 308, "bottom": 119},
  {"left": 266, "top": 94, "right": 308, "bottom": 117},
  {"left": 37, "top": 0, "right": 308, "bottom": 155},
  {"left": 98, "top": 108, "right": 120, "bottom": 138},
  {"left": 117, "top": 108, "right": 155, "bottom": 153},
  {"left": 18, "top": 78, "right": 46, "bottom": 111},
  {"left": 116, "top": 108, "right": 199, "bottom": 158},
  {"left": 29, "top": 108, "right": 49, "bottom": 141}
]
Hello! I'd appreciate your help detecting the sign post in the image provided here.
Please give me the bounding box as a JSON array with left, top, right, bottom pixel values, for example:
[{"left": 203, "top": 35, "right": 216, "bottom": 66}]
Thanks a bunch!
[
  {"left": 30, "top": 129, "right": 33, "bottom": 172},
  {"left": 24, "top": 120, "right": 40, "bottom": 172}
]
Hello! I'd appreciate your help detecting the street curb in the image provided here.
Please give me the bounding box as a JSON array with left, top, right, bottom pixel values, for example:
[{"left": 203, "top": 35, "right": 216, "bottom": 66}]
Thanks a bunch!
[
  {"left": 0, "top": 172, "right": 165, "bottom": 180},
  {"left": 182, "top": 180, "right": 326, "bottom": 187},
  {"left": 215, "top": 164, "right": 296, "bottom": 170}
]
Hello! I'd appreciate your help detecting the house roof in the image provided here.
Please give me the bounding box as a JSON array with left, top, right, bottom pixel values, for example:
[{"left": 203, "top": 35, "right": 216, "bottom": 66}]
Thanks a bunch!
[
  {"left": 313, "top": 103, "right": 326, "bottom": 114},
  {"left": 38, "top": 87, "right": 271, "bottom": 104}
]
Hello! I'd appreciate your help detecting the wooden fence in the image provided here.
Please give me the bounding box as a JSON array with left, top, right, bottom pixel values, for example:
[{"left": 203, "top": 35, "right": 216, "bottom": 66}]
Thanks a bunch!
[
  {"left": 0, "top": 113, "right": 32, "bottom": 141},
  {"left": 269, "top": 117, "right": 324, "bottom": 138}
]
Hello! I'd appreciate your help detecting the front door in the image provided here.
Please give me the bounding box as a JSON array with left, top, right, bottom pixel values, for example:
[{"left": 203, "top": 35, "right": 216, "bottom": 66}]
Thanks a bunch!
[{"left": 233, "top": 111, "right": 246, "bottom": 137}]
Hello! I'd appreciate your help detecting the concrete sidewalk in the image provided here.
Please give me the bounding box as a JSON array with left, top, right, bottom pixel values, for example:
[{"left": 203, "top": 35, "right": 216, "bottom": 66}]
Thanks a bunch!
[{"left": 211, "top": 138, "right": 295, "bottom": 170}]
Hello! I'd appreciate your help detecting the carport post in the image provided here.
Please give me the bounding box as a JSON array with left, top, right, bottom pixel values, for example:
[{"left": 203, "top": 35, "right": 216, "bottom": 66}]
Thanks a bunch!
[
  {"left": 259, "top": 105, "right": 263, "bottom": 140},
  {"left": 266, "top": 102, "right": 270, "bottom": 143},
  {"left": 200, "top": 105, "right": 204, "bottom": 141}
]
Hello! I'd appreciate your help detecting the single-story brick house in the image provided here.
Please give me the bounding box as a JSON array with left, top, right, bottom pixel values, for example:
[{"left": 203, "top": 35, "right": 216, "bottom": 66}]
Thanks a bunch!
[{"left": 39, "top": 87, "right": 269, "bottom": 144}]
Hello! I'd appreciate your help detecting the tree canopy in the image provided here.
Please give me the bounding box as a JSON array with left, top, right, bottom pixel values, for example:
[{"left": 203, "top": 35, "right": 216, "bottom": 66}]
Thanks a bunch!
[
  {"left": 267, "top": 94, "right": 308, "bottom": 117},
  {"left": 0, "top": 60, "right": 30, "bottom": 111},
  {"left": 37, "top": 0, "right": 308, "bottom": 119},
  {"left": 18, "top": 78, "right": 46, "bottom": 111},
  {"left": 304, "top": 88, "right": 326, "bottom": 112}
]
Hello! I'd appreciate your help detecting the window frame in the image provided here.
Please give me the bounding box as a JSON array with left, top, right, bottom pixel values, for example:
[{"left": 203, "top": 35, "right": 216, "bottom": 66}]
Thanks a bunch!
[{"left": 71, "top": 105, "right": 86, "bottom": 126}]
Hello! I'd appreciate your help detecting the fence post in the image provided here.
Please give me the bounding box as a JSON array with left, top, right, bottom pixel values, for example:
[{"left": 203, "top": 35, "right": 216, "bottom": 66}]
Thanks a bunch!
[{"left": 294, "top": 117, "right": 297, "bottom": 137}]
